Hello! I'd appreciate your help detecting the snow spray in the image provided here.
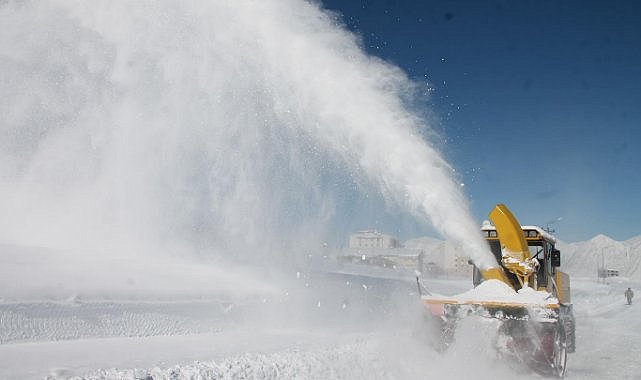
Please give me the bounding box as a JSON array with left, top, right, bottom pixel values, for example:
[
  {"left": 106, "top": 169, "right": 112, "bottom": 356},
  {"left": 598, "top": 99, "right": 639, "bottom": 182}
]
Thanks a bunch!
[{"left": 0, "top": 0, "right": 495, "bottom": 268}]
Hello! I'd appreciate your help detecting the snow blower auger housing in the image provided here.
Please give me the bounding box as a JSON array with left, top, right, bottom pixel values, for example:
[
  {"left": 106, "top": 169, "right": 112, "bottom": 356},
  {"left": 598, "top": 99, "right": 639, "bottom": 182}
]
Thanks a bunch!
[{"left": 420, "top": 204, "right": 575, "bottom": 377}]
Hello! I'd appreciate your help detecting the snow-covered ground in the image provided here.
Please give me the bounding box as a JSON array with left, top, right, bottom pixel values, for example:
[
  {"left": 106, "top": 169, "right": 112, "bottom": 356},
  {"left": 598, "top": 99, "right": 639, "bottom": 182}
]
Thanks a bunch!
[
  {"left": 1, "top": 243, "right": 640, "bottom": 379},
  {"left": 3, "top": 1, "right": 637, "bottom": 378}
]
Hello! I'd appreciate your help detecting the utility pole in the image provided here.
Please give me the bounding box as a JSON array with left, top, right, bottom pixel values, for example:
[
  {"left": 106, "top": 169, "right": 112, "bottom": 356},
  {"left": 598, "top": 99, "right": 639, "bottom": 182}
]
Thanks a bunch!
[{"left": 544, "top": 216, "right": 563, "bottom": 233}]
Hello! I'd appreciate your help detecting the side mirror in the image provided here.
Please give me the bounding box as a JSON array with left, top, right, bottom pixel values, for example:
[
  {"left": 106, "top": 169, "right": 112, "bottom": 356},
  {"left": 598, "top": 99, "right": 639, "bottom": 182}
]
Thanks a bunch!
[{"left": 551, "top": 249, "right": 561, "bottom": 267}]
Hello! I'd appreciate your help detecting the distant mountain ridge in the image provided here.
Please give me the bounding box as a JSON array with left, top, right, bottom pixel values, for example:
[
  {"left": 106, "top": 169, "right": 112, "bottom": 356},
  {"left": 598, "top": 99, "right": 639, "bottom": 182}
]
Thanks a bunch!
[{"left": 558, "top": 234, "right": 641, "bottom": 280}]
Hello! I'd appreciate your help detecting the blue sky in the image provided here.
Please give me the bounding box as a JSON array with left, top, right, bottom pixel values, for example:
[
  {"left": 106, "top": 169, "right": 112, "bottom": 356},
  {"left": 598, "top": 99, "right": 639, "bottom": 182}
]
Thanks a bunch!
[{"left": 321, "top": 0, "right": 641, "bottom": 242}]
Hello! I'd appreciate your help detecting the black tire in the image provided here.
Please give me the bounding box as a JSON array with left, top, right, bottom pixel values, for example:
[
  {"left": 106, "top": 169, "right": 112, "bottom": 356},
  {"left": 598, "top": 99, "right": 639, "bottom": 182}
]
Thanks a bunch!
[
  {"left": 527, "top": 322, "right": 568, "bottom": 378},
  {"left": 551, "top": 324, "right": 568, "bottom": 378}
]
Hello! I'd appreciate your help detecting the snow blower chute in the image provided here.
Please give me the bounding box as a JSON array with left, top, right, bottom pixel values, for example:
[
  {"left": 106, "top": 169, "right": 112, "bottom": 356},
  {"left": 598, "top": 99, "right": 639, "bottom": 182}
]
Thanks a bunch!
[{"left": 420, "top": 204, "right": 575, "bottom": 377}]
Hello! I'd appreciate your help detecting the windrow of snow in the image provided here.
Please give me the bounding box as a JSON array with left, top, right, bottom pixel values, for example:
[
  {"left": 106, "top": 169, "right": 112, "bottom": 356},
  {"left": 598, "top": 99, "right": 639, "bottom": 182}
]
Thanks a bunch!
[{"left": 78, "top": 341, "right": 393, "bottom": 380}]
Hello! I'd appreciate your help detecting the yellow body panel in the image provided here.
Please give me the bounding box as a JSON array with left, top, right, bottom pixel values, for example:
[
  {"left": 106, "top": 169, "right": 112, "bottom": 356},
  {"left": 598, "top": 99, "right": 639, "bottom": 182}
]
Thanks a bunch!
[
  {"left": 555, "top": 270, "right": 571, "bottom": 304},
  {"left": 481, "top": 267, "right": 510, "bottom": 284},
  {"left": 489, "top": 204, "right": 530, "bottom": 261},
  {"left": 488, "top": 204, "right": 536, "bottom": 288}
]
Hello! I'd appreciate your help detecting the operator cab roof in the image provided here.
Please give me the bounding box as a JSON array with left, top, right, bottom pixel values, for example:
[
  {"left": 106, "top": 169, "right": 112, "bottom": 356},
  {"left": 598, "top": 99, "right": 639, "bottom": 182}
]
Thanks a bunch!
[{"left": 481, "top": 220, "right": 557, "bottom": 244}]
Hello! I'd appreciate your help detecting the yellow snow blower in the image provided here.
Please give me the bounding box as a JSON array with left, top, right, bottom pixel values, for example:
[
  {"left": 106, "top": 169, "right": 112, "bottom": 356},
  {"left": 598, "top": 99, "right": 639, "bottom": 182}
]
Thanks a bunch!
[{"left": 419, "top": 204, "right": 575, "bottom": 377}]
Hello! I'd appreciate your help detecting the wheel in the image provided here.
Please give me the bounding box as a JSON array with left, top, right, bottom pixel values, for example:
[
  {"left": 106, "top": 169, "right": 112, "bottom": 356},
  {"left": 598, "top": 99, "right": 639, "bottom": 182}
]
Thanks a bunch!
[
  {"left": 526, "top": 322, "right": 567, "bottom": 378},
  {"left": 550, "top": 324, "right": 568, "bottom": 377}
]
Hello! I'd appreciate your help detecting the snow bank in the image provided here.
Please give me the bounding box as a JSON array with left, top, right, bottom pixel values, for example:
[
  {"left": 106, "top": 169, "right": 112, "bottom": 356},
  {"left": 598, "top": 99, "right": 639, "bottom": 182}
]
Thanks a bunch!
[{"left": 79, "top": 342, "right": 390, "bottom": 380}]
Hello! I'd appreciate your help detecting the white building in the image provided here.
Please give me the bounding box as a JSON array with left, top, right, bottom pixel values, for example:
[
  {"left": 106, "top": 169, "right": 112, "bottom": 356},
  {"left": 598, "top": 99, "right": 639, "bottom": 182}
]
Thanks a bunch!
[
  {"left": 349, "top": 230, "right": 400, "bottom": 249},
  {"left": 341, "top": 230, "right": 423, "bottom": 271},
  {"left": 345, "top": 232, "right": 473, "bottom": 276},
  {"left": 404, "top": 237, "right": 473, "bottom": 276}
]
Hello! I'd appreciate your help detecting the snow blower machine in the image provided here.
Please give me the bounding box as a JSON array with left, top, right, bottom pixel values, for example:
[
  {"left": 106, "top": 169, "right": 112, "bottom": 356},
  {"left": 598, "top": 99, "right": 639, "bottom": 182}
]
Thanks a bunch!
[{"left": 419, "top": 204, "right": 575, "bottom": 377}]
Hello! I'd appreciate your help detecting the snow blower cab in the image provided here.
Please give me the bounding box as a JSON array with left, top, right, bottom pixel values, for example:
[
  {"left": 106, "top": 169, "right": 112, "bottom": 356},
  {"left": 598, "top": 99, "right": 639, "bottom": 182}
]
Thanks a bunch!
[
  {"left": 420, "top": 204, "right": 575, "bottom": 377},
  {"left": 476, "top": 217, "right": 568, "bottom": 305}
]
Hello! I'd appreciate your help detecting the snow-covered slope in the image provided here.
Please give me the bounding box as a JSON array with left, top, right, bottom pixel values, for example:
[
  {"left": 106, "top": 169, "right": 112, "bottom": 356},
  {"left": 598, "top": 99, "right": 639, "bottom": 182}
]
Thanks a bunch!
[{"left": 558, "top": 235, "right": 641, "bottom": 280}]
